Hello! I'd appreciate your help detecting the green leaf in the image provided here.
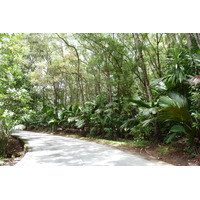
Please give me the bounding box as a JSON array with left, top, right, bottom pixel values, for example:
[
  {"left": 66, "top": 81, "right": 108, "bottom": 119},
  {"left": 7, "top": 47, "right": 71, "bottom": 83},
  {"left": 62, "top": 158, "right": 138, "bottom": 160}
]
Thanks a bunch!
[
  {"left": 48, "top": 119, "right": 58, "bottom": 124},
  {"left": 170, "top": 125, "right": 187, "bottom": 134},
  {"left": 68, "top": 117, "right": 78, "bottom": 123},
  {"left": 159, "top": 93, "right": 191, "bottom": 123},
  {"left": 165, "top": 133, "right": 178, "bottom": 144},
  {"left": 75, "top": 119, "right": 85, "bottom": 128},
  {"left": 126, "top": 98, "right": 151, "bottom": 108},
  {"left": 141, "top": 118, "right": 154, "bottom": 127}
]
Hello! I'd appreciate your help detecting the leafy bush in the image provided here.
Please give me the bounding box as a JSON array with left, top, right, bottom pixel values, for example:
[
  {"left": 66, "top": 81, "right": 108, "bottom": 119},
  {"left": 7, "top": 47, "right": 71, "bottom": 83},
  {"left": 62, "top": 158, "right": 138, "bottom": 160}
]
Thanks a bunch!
[
  {"left": 190, "top": 89, "right": 200, "bottom": 138},
  {"left": 0, "top": 110, "right": 16, "bottom": 157},
  {"left": 158, "top": 92, "right": 196, "bottom": 144}
]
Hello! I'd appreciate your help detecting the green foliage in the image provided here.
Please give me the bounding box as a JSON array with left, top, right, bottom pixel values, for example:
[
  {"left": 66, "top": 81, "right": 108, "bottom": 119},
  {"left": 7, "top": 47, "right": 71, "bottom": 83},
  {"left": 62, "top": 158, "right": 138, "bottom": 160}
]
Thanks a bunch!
[
  {"left": 159, "top": 93, "right": 191, "bottom": 123},
  {"left": 170, "top": 125, "right": 187, "bottom": 134},
  {"left": 158, "top": 92, "right": 197, "bottom": 144},
  {"left": 189, "top": 88, "right": 200, "bottom": 139},
  {"left": 0, "top": 34, "right": 32, "bottom": 158},
  {"left": 0, "top": 109, "right": 16, "bottom": 157},
  {"left": 164, "top": 125, "right": 186, "bottom": 144},
  {"left": 0, "top": 110, "right": 14, "bottom": 136},
  {"left": 1, "top": 33, "right": 200, "bottom": 156}
]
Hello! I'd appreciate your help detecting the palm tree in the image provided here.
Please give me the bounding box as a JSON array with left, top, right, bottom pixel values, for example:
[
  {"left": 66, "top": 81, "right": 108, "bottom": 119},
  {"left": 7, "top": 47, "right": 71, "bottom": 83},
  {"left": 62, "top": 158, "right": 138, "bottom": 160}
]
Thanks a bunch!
[{"left": 159, "top": 92, "right": 195, "bottom": 144}]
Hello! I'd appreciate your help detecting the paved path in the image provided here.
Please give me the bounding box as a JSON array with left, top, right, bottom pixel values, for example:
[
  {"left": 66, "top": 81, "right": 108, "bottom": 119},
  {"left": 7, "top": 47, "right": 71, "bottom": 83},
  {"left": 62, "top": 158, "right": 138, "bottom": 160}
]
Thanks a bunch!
[{"left": 12, "top": 131, "right": 172, "bottom": 166}]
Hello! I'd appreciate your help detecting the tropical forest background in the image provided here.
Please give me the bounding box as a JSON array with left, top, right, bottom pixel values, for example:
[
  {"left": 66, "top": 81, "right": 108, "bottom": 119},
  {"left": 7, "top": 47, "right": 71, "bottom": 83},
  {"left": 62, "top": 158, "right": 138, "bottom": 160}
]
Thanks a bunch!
[{"left": 0, "top": 33, "right": 200, "bottom": 158}]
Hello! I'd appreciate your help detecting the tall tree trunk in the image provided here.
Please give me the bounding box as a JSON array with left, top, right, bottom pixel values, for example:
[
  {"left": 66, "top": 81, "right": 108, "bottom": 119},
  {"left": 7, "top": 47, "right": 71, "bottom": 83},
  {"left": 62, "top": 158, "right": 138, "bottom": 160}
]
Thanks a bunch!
[
  {"left": 166, "top": 34, "right": 171, "bottom": 49},
  {"left": 85, "top": 81, "right": 89, "bottom": 102},
  {"left": 172, "top": 33, "right": 177, "bottom": 44},
  {"left": 68, "top": 83, "right": 74, "bottom": 104},
  {"left": 134, "top": 34, "right": 161, "bottom": 138},
  {"left": 64, "top": 79, "right": 68, "bottom": 106},
  {"left": 52, "top": 82, "right": 59, "bottom": 119},
  {"left": 156, "top": 33, "right": 163, "bottom": 78},
  {"left": 98, "top": 66, "right": 101, "bottom": 94},
  {"left": 133, "top": 33, "right": 153, "bottom": 102},
  {"left": 185, "top": 33, "right": 193, "bottom": 49},
  {"left": 105, "top": 70, "right": 112, "bottom": 102},
  {"left": 178, "top": 33, "right": 184, "bottom": 47},
  {"left": 193, "top": 33, "right": 200, "bottom": 49},
  {"left": 56, "top": 34, "right": 84, "bottom": 104}
]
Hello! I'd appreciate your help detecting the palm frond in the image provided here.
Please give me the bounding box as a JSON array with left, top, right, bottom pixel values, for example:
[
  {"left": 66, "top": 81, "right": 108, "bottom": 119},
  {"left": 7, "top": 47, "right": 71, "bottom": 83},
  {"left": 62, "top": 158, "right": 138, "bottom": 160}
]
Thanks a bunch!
[{"left": 159, "top": 92, "right": 191, "bottom": 123}]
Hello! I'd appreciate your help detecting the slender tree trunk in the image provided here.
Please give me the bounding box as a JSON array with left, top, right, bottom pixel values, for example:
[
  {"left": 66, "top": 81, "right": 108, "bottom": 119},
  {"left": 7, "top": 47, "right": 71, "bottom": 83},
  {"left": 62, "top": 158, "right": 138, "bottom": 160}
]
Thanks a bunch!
[
  {"left": 172, "top": 33, "right": 177, "bottom": 44},
  {"left": 42, "top": 87, "right": 46, "bottom": 109},
  {"left": 85, "top": 81, "right": 89, "bottom": 101},
  {"left": 56, "top": 33, "right": 84, "bottom": 104},
  {"left": 93, "top": 73, "right": 97, "bottom": 95},
  {"left": 178, "top": 33, "right": 184, "bottom": 47},
  {"left": 79, "top": 76, "right": 85, "bottom": 105},
  {"left": 185, "top": 33, "right": 193, "bottom": 49},
  {"left": 133, "top": 33, "right": 153, "bottom": 102},
  {"left": 156, "top": 33, "right": 162, "bottom": 78},
  {"left": 166, "top": 34, "right": 171, "bottom": 49},
  {"left": 98, "top": 66, "right": 101, "bottom": 94},
  {"left": 92, "top": 70, "right": 99, "bottom": 96},
  {"left": 193, "top": 33, "right": 200, "bottom": 49},
  {"left": 64, "top": 79, "right": 68, "bottom": 106},
  {"left": 68, "top": 83, "right": 74, "bottom": 104},
  {"left": 105, "top": 70, "right": 112, "bottom": 102},
  {"left": 52, "top": 82, "right": 59, "bottom": 119}
]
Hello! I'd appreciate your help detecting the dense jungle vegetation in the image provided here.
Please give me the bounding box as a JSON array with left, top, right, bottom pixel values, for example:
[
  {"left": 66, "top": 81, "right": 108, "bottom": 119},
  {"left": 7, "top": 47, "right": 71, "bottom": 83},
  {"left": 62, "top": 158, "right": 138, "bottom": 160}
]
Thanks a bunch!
[{"left": 0, "top": 33, "right": 200, "bottom": 158}]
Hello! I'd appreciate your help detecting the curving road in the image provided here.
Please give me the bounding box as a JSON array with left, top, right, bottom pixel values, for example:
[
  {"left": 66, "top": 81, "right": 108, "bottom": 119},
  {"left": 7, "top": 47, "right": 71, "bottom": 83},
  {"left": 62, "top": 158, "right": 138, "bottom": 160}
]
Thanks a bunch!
[{"left": 12, "top": 131, "right": 172, "bottom": 166}]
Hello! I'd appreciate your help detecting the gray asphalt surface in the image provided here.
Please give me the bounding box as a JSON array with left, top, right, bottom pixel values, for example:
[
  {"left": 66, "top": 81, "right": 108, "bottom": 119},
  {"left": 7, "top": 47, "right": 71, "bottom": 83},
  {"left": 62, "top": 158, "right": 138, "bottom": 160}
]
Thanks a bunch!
[{"left": 12, "top": 131, "right": 172, "bottom": 166}]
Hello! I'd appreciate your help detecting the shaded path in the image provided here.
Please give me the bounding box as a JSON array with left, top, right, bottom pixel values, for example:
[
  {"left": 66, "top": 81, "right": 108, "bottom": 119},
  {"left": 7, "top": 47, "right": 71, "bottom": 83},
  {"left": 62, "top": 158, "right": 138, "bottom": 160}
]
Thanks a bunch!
[{"left": 12, "top": 131, "right": 172, "bottom": 166}]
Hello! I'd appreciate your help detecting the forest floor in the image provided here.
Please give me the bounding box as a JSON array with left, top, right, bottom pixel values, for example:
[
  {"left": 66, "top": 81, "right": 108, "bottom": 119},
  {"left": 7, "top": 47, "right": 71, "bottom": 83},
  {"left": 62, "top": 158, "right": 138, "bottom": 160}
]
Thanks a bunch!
[
  {"left": 0, "top": 136, "right": 25, "bottom": 166},
  {"left": 1, "top": 128, "right": 200, "bottom": 166}
]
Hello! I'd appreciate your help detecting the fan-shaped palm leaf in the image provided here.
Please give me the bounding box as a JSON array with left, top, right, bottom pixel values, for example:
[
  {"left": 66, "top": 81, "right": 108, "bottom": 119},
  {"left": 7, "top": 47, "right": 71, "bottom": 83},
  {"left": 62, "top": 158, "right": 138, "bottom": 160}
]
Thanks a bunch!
[{"left": 159, "top": 92, "right": 191, "bottom": 123}]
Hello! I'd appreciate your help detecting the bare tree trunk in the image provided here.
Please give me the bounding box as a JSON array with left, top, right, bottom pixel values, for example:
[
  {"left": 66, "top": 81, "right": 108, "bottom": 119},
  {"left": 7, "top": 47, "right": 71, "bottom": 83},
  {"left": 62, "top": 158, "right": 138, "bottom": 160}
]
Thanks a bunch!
[
  {"left": 133, "top": 33, "right": 153, "bottom": 102},
  {"left": 68, "top": 83, "right": 74, "bottom": 104},
  {"left": 85, "top": 81, "right": 89, "bottom": 101},
  {"left": 172, "top": 33, "right": 177, "bottom": 44},
  {"left": 92, "top": 70, "right": 99, "bottom": 96},
  {"left": 98, "top": 66, "right": 101, "bottom": 94},
  {"left": 104, "top": 70, "right": 112, "bottom": 102},
  {"left": 63, "top": 78, "right": 68, "bottom": 105},
  {"left": 193, "top": 33, "right": 200, "bottom": 49},
  {"left": 42, "top": 87, "right": 46, "bottom": 109},
  {"left": 52, "top": 82, "right": 59, "bottom": 119},
  {"left": 56, "top": 33, "right": 85, "bottom": 104},
  {"left": 177, "top": 33, "right": 184, "bottom": 47},
  {"left": 156, "top": 33, "right": 163, "bottom": 78},
  {"left": 166, "top": 34, "right": 171, "bottom": 49},
  {"left": 185, "top": 33, "right": 193, "bottom": 49}
]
